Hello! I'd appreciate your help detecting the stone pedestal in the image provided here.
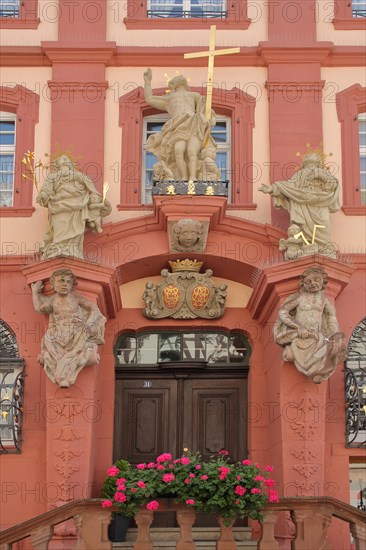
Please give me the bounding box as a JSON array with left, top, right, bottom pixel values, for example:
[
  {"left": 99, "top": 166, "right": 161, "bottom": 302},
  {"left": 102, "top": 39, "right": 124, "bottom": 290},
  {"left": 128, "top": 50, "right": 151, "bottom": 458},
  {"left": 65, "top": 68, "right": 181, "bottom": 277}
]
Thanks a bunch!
[
  {"left": 22, "top": 257, "right": 121, "bottom": 548},
  {"left": 247, "top": 256, "right": 354, "bottom": 546}
]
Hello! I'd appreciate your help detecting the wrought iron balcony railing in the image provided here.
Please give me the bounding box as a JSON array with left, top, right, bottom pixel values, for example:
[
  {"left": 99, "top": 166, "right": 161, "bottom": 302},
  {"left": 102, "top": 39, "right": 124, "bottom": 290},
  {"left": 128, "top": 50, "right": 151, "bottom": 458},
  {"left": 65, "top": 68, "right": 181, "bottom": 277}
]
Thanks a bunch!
[{"left": 147, "top": 9, "right": 227, "bottom": 19}]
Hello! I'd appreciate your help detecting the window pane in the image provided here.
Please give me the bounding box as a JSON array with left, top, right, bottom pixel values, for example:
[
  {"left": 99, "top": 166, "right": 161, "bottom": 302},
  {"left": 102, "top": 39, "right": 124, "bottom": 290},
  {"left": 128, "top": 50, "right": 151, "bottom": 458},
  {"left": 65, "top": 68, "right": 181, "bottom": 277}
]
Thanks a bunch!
[
  {"left": 182, "top": 333, "right": 205, "bottom": 360},
  {"left": 0, "top": 121, "right": 15, "bottom": 132},
  {"left": 0, "top": 134, "right": 15, "bottom": 146},
  {"left": 0, "top": 191, "right": 13, "bottom": 206},
  {"left": 116, "top": 336, "right": 136, "bottom": 364},
  {"left": 138, "top": 334, "right": 158, "bottom": 364},
  {"left": 353, "top": 0, "right": 366, "bottom": 17},
  {"left": 0, "top": 0, "right": 19, "bottom": 17},
  {"left": 158, "top": 334, "right": 181, "bottom": 362}
]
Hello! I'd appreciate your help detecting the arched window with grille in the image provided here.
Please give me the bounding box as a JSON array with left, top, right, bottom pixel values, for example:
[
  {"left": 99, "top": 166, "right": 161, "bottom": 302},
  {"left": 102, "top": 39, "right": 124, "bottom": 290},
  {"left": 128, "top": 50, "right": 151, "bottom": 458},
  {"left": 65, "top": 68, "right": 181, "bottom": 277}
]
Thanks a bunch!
[
  {"left": 0, "top": 319, "right": 24, "bottom": 453},
  {"left": 345, "top": 317, "right": 366, "bottom": 448}
]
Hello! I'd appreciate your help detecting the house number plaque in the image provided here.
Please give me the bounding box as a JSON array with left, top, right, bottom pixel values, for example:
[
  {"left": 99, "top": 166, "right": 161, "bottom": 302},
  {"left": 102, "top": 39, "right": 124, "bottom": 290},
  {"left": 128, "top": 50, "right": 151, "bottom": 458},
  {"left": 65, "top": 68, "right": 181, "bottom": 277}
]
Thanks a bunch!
[{"left": 142, "top": 381, "right": 152, "bottom": 388}]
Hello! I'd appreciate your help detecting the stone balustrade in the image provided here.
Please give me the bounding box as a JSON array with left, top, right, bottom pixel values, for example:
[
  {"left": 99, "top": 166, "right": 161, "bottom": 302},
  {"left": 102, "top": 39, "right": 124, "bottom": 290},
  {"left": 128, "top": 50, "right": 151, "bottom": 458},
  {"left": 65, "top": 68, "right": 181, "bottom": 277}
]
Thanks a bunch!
[{"left": 0, "top": 497, "right": 365, "bottom": 550}]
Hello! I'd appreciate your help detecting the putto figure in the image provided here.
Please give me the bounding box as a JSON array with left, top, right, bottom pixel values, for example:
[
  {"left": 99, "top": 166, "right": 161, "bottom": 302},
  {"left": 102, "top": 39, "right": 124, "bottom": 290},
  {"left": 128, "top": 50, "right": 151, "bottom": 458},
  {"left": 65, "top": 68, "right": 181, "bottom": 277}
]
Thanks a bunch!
[
  {"left": 170, "top": 218, "right": 205, "bottom": 252},
  {"left": 259, "top": 153, "right": 340, "bottom": 258},
  {"left": 32, "top": 269, "right": 106, "bottom": 388},
  {"left": 143, "top": 68, "right": 219, "bottom": 182},
  {"left": 274, "top": 267, "right": 347, "bottom": 383},
  {"left": 36, "top": 154, "right": 112, "bottom": 259}
]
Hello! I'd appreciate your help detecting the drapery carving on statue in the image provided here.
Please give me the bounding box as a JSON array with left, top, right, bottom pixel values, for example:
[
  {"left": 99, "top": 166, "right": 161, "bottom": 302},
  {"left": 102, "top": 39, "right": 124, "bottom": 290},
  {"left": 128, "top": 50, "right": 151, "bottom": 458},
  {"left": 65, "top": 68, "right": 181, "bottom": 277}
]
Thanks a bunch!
[
  {"left": 259, "top": 153, "right": 340, "bottom": 259},
  {"left": 143, "top": 68, "right": 220, "bottom": 182},
  {"left": 36, "top": 154, "right": 112, "bottom": 260},
  {"left": 274, "top": 267, "right": 347, "bottom": 383},
  {"left": 32, "top": 269, "right": 106, "bottom": 388}
]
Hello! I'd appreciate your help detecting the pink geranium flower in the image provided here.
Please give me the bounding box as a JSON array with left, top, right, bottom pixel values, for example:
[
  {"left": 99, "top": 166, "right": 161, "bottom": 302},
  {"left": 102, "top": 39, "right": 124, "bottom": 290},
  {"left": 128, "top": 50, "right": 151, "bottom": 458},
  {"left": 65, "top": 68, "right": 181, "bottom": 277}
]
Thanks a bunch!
[
  {"left": 265, "top": 478, "right": 275, "bottom": 487},
  {"left": 156, "top": 453, "right": 172, "bottom": 463},
  {"left": 242, "top": 459, "right": 252, "bottom": 466},
  {"left": 235, "top": 486, "right": 246, "bottom": 496},
  {"left": 195, "top": 464, "right": 201, "bottom": 470},
  {"left": 265, "top": 465, "right": 274, "bottom": 472},
  {"left": 114, "top": 492, "right": 127, "bottom": 503},
  {"left": 200, "top": 475, "right": 208, "bottom": 481},
  {"left": 147, "top": 462, "right": 155, "bottom": 469},
  {"left": 251, "top": 488, "right": 262, "bottom": 494},
  {"left": 218, "top": 450, "right": 229, "bottom": 456},
  {"left": 189, "top": 473, "right": 195, "bottom": 478},
  {"left": 137, "top": 463, "right": 146, "bottom": 470},
  {"left": 186, "top": 499, "right": 195, "bottom": 505},
  {"left": 137, "top": 481, "right": 146, "bottom": 488},
  {"left": 269, "top": 488, "right": 279, "bottom": 503},
  {"left": 184, "top": 478, "right": 191, "bottom": 484},
  {"left": 254, "top": 475, "right": 265, "bottom": 482},
  {"left": 147, "top": 500, "right": 159, "bottom": 511},
  {"left": 102, "top": 499, "right": 113, "bottom": 508},
  {"left": 157, "top": 465, "right": 165, "bottom": 470},
  {"left": 180, "top": 457, "right": 190, "bottom": 465},
  {"left": 162, "top": 473, "right": 175, "bottom": 483},
  {"left": 107, "top": 466, "right": 120, "bottom": 476}
]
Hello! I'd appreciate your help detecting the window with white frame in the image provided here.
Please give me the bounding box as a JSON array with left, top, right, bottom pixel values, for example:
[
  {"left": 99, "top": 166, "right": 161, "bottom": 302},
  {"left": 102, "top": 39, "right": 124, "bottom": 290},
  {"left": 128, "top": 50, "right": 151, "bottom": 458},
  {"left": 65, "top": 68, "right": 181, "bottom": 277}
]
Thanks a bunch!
[
  {"left": 0, "top": 112, "right": 16, "bottom": 208},
  {"left": 352, "top": 0, "right": 366, "bottom": 18},
  {"left": 148, "top": 0, "right": 226, "bottom": 19},
  {"left": 0, "top": 0, "right": 19, "bottom": 17},
  {"left": 359, "top": 113, "right": 366, "bottom": 205},
  {"left": 142, "top": 114, "right": 231, "bottom": 204}
]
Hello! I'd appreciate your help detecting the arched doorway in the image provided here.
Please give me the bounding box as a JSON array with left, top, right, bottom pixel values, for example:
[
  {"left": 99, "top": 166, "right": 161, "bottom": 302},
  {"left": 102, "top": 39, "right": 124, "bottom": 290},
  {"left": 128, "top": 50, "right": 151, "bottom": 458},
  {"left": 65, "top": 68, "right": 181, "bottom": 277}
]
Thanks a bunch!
[
  {"left": 113, "top": 330, "right": 250, "bottom": 463},
  {"left": 113, "top": 330, "right": 251, "bottom": 527}
]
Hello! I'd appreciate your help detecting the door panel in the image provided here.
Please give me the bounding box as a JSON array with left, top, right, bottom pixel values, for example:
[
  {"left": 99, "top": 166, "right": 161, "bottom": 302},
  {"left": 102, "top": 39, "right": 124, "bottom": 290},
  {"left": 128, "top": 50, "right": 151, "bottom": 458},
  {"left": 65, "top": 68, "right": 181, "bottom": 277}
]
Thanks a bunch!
[
  {"left": 114, "top": 379, "right": 177, "bottom": 464},
  {"left": 183, "top": 379, "right": 247, "bottom": 461}
]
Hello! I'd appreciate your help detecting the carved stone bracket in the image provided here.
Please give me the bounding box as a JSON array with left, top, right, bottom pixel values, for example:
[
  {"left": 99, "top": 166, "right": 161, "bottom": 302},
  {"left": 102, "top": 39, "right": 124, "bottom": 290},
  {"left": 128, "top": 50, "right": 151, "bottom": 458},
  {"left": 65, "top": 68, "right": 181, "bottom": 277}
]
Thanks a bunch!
[{"left": 22, "top": 256, "right": 121, "bottom": 319}]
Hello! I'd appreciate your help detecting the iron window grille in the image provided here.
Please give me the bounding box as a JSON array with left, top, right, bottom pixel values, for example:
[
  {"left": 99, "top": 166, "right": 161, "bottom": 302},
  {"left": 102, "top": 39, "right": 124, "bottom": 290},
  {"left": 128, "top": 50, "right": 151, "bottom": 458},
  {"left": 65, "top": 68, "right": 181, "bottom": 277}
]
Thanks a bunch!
[
  {"left": 147, "top": 0, "right": 226, "bottom": 19},
  {"left": 0, "top": 358, "right": 25, "bottom": 453},
  {"left": 345, "top": 317, "right": 366, "bottom": 448}
]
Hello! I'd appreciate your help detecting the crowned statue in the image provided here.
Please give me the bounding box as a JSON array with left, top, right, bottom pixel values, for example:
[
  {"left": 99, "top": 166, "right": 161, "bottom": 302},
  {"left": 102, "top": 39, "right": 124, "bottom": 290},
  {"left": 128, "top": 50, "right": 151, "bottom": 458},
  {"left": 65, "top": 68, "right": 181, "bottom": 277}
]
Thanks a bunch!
[{"left": 259, "top": 148, "right": 341, "bottom": 259}]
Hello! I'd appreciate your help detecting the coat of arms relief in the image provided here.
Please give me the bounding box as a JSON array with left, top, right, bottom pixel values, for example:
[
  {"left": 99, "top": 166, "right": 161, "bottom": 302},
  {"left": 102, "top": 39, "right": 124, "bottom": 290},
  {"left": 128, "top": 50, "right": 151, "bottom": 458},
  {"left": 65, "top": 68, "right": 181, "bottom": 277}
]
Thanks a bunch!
[{"left": 142, "top": 260, "right": 227, "bottom": 320}]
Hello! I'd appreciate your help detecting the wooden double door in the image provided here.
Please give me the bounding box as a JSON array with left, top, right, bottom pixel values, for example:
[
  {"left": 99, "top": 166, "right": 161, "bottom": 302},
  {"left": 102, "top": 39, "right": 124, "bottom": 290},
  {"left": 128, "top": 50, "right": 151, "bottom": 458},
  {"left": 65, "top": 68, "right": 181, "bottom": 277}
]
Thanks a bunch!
[{"left": 114, "top": 372, "right": 247, "bottom": 467}]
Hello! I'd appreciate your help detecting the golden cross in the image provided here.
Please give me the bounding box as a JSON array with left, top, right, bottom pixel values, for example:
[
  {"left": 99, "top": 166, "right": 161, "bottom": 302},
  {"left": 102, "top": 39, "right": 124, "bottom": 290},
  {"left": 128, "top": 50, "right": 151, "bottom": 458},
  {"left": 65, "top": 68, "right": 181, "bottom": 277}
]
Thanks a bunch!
[{"left": 184, "top": 25, "right": 240, "bottom": 119}]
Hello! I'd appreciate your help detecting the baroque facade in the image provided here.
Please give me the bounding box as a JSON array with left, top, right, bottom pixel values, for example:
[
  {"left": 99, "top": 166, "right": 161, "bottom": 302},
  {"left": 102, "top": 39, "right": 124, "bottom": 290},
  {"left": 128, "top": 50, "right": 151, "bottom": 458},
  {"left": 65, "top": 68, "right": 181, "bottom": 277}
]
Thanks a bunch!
[{"left": 0, "top": 1, "right": 365, "bottom": 548}]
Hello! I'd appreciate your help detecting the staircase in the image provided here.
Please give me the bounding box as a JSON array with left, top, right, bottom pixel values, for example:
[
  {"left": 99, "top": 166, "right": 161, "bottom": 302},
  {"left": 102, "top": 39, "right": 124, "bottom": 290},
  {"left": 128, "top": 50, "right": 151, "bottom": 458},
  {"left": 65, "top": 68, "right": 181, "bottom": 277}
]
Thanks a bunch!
[{"left": 113, "top": 527, "right": 257, "bottom": 549}]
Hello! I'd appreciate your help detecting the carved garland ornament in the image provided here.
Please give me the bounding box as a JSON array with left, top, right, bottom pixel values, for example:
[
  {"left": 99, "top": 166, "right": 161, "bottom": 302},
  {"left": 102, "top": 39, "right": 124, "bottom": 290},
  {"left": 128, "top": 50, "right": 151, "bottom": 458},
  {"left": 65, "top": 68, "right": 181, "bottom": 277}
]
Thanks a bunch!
[{"left": 142, "top": 260, "right": 227, "bottom": 320}]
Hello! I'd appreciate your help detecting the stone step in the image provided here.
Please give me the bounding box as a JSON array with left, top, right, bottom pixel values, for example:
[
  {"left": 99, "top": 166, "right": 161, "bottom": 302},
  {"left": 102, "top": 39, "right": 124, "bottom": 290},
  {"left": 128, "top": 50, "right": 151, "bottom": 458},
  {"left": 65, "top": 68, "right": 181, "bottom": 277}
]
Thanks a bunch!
[
  {"left": 113, "top": 527, "right": 258, "bottom": 549},
  {"left": 113, "top": 543, "right": 257, "bottom": 549}
]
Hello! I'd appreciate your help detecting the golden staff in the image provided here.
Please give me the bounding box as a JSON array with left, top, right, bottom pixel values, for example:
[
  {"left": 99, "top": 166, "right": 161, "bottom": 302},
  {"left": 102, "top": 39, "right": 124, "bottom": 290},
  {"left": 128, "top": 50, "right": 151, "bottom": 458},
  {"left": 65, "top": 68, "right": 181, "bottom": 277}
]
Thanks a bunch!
[
  {"left": 102, "top": 181, "right": 110, "bottom": 203},
  {"left": 22, "top": 151, "right": 52, "bottom": 235}
]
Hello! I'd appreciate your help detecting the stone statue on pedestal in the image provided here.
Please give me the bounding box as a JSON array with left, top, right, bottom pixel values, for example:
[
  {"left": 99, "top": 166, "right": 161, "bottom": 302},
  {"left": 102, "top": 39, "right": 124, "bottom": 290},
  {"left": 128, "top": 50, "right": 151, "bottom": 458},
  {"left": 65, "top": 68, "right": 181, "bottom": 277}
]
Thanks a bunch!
[
  {"left": 143, "top": 68, "right": 220, "bottom": 182},
  {"left": 259, "top": 153, "right": 340, "bottom": 259},
  {"left": 36, "top": 154, "right": 112, "bottom": 259},
  {"left": 32, "top": 269, "right": 106, "bottom": 387},
  {"left": 274, "top": 267, "right": 347, "bottom": 383}
]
